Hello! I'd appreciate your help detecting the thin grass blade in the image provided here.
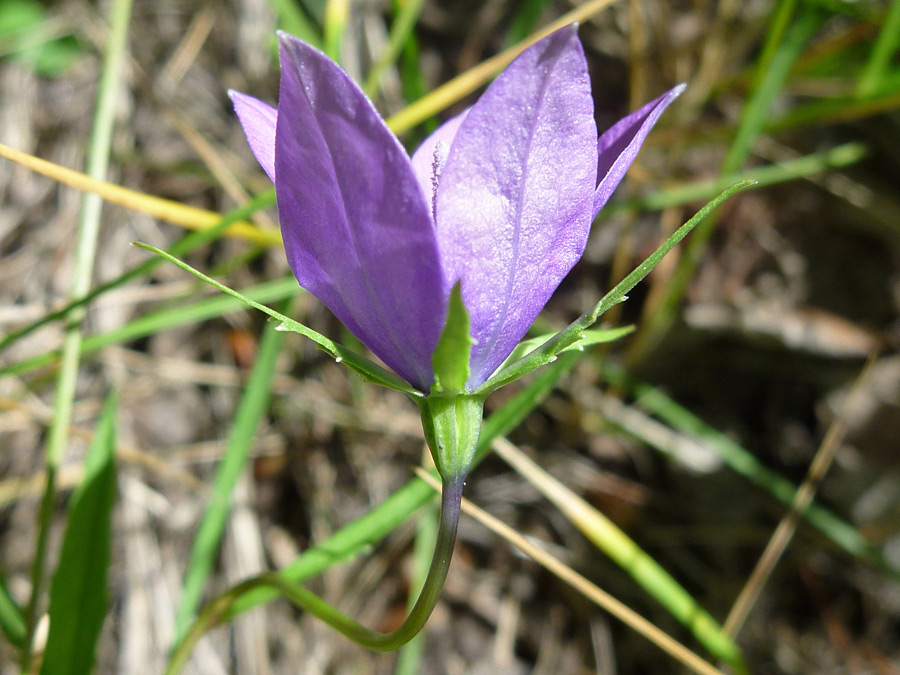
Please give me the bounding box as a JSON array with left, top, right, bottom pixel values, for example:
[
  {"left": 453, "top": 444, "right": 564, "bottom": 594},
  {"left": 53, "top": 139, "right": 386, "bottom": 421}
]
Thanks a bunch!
[
  {"left": 415, "top": 470, "right": 730, "bottom": 675},
  {"left": 0, "top": 143, "right": 278, "bottom": 245},
  {"left": 492, "top": 438, "right": 743, "bottom": 667},
  {"left": 601, "top": 363, "right": 900, "bottom": 581},
  {"left": 0, "top": 578, "right": 25, "bottom": 648},
  {"left": 607, "top": 142, "right": 867, "bottom": 216},
  {"left": 648, "top": 8, "right": 821, "bottom": 346},
  {"left": 1, "top": 277, "right": 300, "bottom": 379},
  {"left": 363, "top": 0, "right": 425, "bottom": 98},
  {"left": 322, "top": 0, "right": 348, "bottom": 62},
  {"left": 39, "top": 392, "right": 118, "bottom": 675},
  {"left": 20, "top": 0, "right": 131, "bottom": 667},
  {"left": 173, "top": 302, "right": 289, "bottom": 643},
  {"left": 857, "top": 0, "right": 900, "bottom": 97},
  {"left": 269, "top": 0, "right": 322, "bottom": 47}
]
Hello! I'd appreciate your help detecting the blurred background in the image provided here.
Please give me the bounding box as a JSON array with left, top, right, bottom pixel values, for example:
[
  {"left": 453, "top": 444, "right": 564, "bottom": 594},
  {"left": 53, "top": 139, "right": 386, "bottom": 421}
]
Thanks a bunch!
[{"left": 1, "top": 0, "right": 899, "bottom": 672}]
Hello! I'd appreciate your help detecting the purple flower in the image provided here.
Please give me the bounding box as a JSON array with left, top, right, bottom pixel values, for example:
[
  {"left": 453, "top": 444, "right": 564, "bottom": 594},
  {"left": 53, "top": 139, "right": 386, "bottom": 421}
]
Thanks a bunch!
[{"left": 231, "top": 26, "right": 682, "bottom": 393}]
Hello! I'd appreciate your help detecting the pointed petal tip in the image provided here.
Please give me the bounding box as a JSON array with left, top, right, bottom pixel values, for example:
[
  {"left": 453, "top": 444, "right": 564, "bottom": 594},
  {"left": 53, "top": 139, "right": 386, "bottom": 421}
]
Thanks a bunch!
[
  {"left": 556, "top": 22, "right": 580, "bottom": 41},
  {"left": 276, "top": 30, "right": 308, "bottom": 59},
  {"left": 671, "top": 82, "right": 688, "bottom": 99}
]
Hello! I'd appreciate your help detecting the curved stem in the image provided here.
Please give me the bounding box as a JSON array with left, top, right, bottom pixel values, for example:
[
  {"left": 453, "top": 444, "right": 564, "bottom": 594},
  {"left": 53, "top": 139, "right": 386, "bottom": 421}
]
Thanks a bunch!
[{"left": 166, "top": 476, "right": 464, "bottom": 673}]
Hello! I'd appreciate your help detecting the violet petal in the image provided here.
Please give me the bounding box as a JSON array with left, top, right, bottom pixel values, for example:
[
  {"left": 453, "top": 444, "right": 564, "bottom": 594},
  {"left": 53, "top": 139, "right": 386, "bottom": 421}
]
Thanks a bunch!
[
  {"left": 230, "top": 91, "right": 277, "bottom": 182},
  {"left": 409, "top": 109, "right": 469, "bottom": 212},
  {"left": 592, "top": 83, "right": 685, "bottom": 217},
  {"left": 274, "top": 33, "right": 446, "bottom": 391},
  {"left": 434, "top": 25, "right": 598, "bottom": 388}
]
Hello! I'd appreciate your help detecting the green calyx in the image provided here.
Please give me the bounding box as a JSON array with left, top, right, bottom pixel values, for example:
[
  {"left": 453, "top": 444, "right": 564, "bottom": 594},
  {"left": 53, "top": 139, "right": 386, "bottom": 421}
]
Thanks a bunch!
[
  {"left": 421, "top": 281, "right": 483, "bottom": 480},
  {"left": 417, "top": 394, "right": 484, "bottom": 481}
]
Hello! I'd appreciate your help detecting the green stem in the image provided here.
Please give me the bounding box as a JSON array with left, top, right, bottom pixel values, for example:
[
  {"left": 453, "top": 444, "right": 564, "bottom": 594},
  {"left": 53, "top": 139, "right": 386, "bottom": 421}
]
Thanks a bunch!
[
  {"left": 857, "top": 0, "right": 900, "bottom": 98},
  {"left": 173, "top": 300, "right": 290, "bottom": 643},
  {"left": 166, "top": 476, "right": 464, "bottom": 672},
  {"left": 363, "top": 0, "right": 425, "bottom": 98}
]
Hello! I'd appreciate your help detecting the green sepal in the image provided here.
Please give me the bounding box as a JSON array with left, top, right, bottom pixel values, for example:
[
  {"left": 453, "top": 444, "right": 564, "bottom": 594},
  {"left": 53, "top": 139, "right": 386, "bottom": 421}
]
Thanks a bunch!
[
  {"left": 431, "top": 282, "right": 472, "bottom": 396},
  {"left": 499, "top": 325, "right": 635, "bottom": 372},
  {"left": 417, "top": 395, "right": 484, "bottom": 481}
]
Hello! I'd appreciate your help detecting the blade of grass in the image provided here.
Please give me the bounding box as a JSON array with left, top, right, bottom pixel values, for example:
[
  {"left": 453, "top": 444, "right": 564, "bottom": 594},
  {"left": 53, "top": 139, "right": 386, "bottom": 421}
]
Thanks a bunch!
[
  {"left": 723, "top": 9, "right": 822, "bottom": 176},
  {"left": 218, "top": 351, "right": 581, "bottom": 620},
  {"left": 491, "top": 437, "right": 744, "bottom": 668},
  {"left": 772, "top": 85, "right": 900, "bottom": 130},
  {"left": 608, "top": 142, "right": 866, "bottom": 216},
  {"left": 39, "top": 392, "right": 117, "bottom": 675},
  {"left": 600, "top": 363, "right": 900, "bottom": 581},
  {"left": 0, "top": 190, "right": 276, "bottom": 353},
  {"left": 173, "top": 301, "right": 290, "bottom": 643},
  {"left": 322, "top": 0, "right": 348, "bottom": 62},
  {"left": 857, "top": 0, "right": 900, "bottom": 97},
  {"left": 503, "top": 0, "right": 554, "bottom": 47},
  {"left": 0, "top": 577, "right": 24, "bottom": 649},
  {"left": 479, "top": 181, "right": 755, "bottom": 394},
  {"left": 391, "top": 5, "right": 436, "bottom": 140},
  {"left": 1, "top": 277, "right": 300, "bottom": 379},
  {"left": 363, "top": 0, "right": 425, "bottom": 98},
  {"left": 269, "top": 0, "right": 322, "bottom": 48},
  {"left": 639, "top": 8, "right": 821, "bottom": 355},
  {"left": 414, "top": 470, "right": 728, "bottom": 675},
  {"left": 723, "top": 357, "right": 875, "bottom": 637},
  {"left": 754, "top": 0, "right": 799, "bottom": 86},
  {"left": 20, "top": 0, "right": 131, "bottom": 669}
]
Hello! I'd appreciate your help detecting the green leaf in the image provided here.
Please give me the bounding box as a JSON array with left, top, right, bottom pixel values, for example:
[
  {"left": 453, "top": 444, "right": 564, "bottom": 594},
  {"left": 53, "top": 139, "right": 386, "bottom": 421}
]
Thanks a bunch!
[
  {"left": 0, "top": 0, "right": 84, "bottom": 77},
  {"left": 431, "top": 283, "right": 472, "bottom": 395},
  {"left": 174, "top": 304, "right": 288, "bottom": 643},
  {"left": 0, "top": 0, "right": 44, "bottom": 36},
  {"left": 269, "top": 0, "right": 322, "bottom": 48},
  {"left": 40, "top": 392, "right": 118, "bottom": 675},
  {"left": 0, "top": 577, "right": 25, "bottom": 647}
]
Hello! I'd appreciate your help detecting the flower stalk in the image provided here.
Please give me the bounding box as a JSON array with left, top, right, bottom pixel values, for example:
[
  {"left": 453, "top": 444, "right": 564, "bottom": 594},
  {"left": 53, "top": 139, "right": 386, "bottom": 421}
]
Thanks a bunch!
[
  {"left": 418, "top": 395, "right": 484, "bottom": 481},
  {"left": 166, "top": 475, "right": 464, "bottom": 672}
]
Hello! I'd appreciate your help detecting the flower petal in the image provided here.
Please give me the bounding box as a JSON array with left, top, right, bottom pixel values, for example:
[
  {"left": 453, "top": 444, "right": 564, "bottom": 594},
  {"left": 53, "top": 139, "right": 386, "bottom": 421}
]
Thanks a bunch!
[
  {"left": 230, "top": 91, "right": 277, "bottom": 182},
  {"left": 273, "top": 33, "right": 446, "bottom": 391},
  {"left": 592, "top": 83, "right": 685, "bottom": 217},
  {"left": 409, "top": 109, "right": 468, "bottom": 212},
  {"left": 434, "top": 25, "right": 598, "bottom": 388}
]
